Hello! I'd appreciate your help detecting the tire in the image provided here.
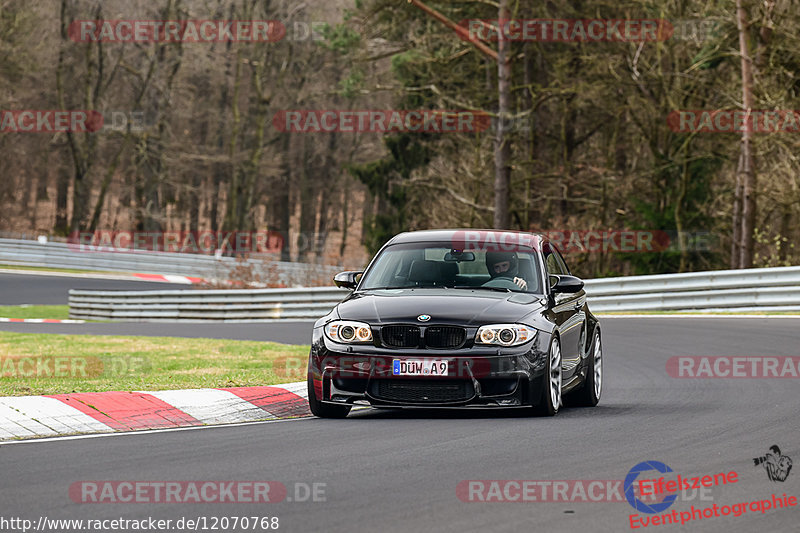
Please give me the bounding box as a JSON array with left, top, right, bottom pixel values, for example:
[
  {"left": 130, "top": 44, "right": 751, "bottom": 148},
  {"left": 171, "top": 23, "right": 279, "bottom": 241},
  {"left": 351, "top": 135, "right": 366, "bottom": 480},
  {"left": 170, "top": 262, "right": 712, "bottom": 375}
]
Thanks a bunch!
[
  {"left": 307, "top": 372, "right": 351, "bottom": 419},
  {"left": 566, "top": 330, "right": 602, "bottom": 407},
  {"left": 531, "top": 337, "right": 562, "bottom": 416}
]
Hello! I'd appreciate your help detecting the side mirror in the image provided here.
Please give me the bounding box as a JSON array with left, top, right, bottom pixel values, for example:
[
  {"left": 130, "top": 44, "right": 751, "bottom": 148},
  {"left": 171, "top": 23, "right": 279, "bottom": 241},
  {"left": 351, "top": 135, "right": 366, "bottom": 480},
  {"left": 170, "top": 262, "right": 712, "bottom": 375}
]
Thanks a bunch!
[
  {"left": 333, "top": 271, "right": 363, "bottom": 289},
  {"left": 549, "top": 274, "right": 584, "bottom": 294}
]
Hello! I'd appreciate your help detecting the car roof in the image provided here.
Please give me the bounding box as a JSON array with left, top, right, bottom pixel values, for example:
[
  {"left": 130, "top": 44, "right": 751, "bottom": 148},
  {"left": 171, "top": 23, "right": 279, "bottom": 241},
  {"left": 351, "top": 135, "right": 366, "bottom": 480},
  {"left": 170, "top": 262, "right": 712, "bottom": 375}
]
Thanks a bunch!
[{"left": 386, "top": 229, "right": 546, "bottom": 247}]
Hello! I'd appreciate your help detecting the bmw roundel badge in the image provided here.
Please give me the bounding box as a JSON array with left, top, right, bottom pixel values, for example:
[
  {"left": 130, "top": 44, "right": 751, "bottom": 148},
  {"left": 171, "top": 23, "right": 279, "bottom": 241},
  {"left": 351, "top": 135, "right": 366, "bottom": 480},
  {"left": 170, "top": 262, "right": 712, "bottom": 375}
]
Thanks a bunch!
[{"left": 417, "top": 314, "right": 431, "bottom": 322}]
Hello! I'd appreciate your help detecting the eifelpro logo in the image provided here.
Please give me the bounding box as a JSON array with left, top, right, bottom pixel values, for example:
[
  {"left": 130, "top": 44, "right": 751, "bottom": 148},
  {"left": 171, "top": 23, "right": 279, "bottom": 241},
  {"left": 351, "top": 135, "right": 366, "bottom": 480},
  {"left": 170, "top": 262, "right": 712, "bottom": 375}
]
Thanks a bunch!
[{"left": 624, "top": 461, "right": 678, "bottom": 514}]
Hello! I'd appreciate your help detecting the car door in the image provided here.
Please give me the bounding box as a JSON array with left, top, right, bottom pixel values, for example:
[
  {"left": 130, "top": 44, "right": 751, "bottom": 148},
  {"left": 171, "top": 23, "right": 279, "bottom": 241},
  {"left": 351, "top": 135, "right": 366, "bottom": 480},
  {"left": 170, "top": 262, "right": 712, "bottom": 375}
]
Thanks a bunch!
[{"left": 544, "top": 243, "right": 585, "bottom": 381}]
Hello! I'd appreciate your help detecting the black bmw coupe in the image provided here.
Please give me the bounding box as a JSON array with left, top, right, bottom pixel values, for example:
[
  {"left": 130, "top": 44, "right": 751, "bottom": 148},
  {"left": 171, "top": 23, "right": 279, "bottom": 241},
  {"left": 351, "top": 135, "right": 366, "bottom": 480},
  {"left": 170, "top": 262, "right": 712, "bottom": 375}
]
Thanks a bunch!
[{"left": 307, "top": 229, "right": 602, "bottom": 418}]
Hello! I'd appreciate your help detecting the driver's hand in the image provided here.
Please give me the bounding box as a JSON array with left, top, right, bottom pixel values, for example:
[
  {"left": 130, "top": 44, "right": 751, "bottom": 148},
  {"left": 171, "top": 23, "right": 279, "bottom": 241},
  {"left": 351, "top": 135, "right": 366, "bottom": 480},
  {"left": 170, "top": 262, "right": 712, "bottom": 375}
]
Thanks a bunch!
[{"left": 513, "top": 277, "right": 528, "bottom": 290}]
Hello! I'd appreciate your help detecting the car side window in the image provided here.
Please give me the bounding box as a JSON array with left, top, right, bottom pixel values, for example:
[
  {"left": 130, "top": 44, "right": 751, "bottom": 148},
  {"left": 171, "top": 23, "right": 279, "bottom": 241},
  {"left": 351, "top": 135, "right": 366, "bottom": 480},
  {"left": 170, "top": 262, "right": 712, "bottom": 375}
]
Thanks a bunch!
[
  {"left": 553, "top": 247, "right": 571, "bottom": 275},
  {"left": 544, "top": 244, "right": 568, "bottom": 276}
]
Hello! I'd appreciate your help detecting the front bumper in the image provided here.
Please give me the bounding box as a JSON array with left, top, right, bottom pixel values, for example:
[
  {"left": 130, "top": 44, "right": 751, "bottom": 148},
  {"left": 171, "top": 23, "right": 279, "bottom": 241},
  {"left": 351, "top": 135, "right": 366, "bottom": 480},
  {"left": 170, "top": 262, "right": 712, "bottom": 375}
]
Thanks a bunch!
[{"left": 308, "top": 327, "right": 550, "bottom": 408}]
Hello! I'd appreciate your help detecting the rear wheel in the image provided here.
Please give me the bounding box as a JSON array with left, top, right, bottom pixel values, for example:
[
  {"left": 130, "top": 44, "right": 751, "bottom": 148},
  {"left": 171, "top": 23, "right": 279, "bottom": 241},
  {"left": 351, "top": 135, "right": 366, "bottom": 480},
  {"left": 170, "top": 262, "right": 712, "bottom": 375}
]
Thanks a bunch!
[
  {"left": 566, "top": 330, "right": 602, "bottom": 407},
  {"left": 307, "top": 371, "right": 351, "bottom": 419},
  {"left": 531, "top": 337, "right": 561, "bottom": 416}
]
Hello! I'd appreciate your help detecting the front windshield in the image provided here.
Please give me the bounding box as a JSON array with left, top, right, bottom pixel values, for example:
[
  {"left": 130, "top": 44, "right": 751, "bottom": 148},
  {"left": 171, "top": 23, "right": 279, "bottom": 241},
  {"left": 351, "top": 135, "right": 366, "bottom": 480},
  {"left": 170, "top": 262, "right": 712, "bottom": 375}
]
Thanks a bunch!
[{"left": 359, "top": 242, "right": 543, "bottom": 294}]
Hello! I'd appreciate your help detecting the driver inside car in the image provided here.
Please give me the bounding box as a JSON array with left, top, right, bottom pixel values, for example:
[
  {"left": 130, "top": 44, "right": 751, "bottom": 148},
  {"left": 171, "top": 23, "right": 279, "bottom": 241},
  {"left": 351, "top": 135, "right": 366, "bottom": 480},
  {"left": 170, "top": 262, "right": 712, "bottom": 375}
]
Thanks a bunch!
[{"left": 485, "top": 251, "right": 528, "bottom": 291}]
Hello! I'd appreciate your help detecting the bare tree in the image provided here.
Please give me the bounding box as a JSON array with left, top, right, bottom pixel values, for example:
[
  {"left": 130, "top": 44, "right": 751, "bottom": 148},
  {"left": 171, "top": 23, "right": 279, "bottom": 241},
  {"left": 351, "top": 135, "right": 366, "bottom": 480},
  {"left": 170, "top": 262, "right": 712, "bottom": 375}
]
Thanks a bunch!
[
  {"left": 492, "top": 0, "right": 511, "bottom": 229},
  {"left": 406, "top": 0, "right": 510, "bottom": 228},
  {"left": 733, "top": 0, "right": 757, "bottom": 268}
]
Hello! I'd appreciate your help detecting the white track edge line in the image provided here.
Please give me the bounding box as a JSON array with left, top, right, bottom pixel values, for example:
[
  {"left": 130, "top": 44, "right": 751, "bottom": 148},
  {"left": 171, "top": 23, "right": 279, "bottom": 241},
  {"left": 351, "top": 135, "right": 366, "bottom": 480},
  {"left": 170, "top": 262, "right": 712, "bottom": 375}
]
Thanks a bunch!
[{"left": 0, "top": 415, "right": 316, "bottom": 446}]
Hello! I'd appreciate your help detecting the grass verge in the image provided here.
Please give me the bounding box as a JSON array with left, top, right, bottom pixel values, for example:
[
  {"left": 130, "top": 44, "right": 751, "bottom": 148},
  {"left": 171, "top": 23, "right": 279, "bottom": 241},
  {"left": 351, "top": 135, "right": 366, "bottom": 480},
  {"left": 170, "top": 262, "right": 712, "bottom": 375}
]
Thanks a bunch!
[
  {"left": 0, "top": 305, "right": 71, "bottom": 320},
  {"left": 0, "top": 264, "right": 124, "bottom": 275},
  {"left": 0, "top": 332, "right": 310, "bottom": 396}
]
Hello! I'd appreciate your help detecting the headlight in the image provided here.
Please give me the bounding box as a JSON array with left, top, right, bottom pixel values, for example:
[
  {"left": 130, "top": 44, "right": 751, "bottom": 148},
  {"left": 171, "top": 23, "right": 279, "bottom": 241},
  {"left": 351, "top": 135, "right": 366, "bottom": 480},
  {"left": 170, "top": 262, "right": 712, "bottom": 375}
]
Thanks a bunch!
[
  {"left": 475, "top": 324, "right": 536, "bottom": 347},
  {"left": 324, "top": 320, "right": 373, "bottom": 344}
]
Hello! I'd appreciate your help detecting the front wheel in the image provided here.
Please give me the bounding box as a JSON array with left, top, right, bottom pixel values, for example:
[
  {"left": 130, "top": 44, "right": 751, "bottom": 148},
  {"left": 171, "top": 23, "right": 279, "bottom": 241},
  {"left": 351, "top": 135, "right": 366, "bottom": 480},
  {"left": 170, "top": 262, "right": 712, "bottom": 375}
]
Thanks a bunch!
[
  {"left": 531, "top": 337, "right": 562, "bottom": 416},
  {"left": 307, "top": 373, "right": 351, "bottom": 419},
  {"left": 566, "top": 330, "right": 602, "bottom": 407}
]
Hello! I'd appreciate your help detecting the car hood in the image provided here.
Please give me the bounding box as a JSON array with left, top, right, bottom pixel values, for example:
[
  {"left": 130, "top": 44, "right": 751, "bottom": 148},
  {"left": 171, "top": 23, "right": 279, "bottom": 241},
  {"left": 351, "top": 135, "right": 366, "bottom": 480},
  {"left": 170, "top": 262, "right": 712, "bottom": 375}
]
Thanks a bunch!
[{"left": 336, "top": 288, "right": 545, "bottom": 326}]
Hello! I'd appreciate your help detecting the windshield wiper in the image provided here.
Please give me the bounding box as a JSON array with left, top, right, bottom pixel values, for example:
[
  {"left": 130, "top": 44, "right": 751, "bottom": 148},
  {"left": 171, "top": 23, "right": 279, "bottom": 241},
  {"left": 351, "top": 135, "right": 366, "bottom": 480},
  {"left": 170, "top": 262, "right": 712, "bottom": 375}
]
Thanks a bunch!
[
  {"left": 452, "top": 285, "right": 511, "bottom": 292},
  {"left": 363, "top": 285, "right": 445, "bottom": 290}
]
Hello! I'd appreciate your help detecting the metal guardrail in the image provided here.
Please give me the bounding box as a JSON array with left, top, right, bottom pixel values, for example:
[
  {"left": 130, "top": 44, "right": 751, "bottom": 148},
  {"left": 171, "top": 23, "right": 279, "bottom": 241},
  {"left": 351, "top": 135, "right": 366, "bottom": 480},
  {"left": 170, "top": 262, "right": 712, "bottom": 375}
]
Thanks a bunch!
[
  {"left": 69, "top": 287, "right": 345, "bottom": 321},
  {"left": 67, "top": 266, "right": 800, "bottom": 321},
  {"left": 583, "top": 266, "right": 800, "bottom": 312},
  {"left": 0, "top": 238, "right": 340, "bottom": 286}
]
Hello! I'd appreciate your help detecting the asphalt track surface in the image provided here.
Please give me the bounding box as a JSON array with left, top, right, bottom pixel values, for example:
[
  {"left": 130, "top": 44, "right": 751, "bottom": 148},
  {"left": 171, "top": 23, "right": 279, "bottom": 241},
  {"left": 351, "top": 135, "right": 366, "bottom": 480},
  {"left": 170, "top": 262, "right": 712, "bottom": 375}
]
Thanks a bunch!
[
  {"left": 0, "top": 272, "right": 190, "bottom": 305},
  {"left": 2, "top": 317, "right": 799, "bottom": 533}
]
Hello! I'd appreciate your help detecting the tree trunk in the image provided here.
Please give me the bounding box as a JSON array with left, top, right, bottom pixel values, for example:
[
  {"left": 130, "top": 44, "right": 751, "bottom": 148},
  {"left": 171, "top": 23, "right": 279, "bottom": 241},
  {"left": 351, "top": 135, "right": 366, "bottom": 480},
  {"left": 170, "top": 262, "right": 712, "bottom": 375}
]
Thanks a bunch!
[
  {"left": 54, "top": 166, "right": 70, "bottom": 235},
  {"left": 210, "top": 168, "right": 223, "bottom": 232},
  {"left": 273, "top": 134, "right": 292, "bottom": 262},
  {"left": 339, "top": 180, "right": 349, "bottom": 262},
  {"left": 736, "top": 0, "right": 757, "bottom": 268},
  {"left": 778, "top": 204, "right": 790, "bottom": 264},
  {"left": 675, "top": 158, "right": 689, "bottom": 273},
  {"left": 731, "top": 159, "right": 743, "bottom": 268},
  {"left": 315, "top": 133, "right": 337, "bottom": 263},
  {"left": 238, "top": 58, "right": 271, "bottom": 233},
  {"left": 297, "top": 136, "right": 317, "bottom": 263},
  {"left": 223, "top": 47, "right": 243, "bottom": 232},
  {"left": 493, "top": 0, "right": 512, "bottom": 229},
  {"left": 189, "top": 172, "right": 201, "bottom": 232}
]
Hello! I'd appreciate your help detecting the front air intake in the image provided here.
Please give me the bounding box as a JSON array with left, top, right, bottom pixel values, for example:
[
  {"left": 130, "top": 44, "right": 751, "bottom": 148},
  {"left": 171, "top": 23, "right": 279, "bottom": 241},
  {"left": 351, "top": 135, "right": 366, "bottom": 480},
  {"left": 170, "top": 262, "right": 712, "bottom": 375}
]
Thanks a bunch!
[
  {"left": 424, "top": 326, "right": 466, "bottom": 349},
  {"left": 381, "top": 325, "right": 421, "bottom": 348}
]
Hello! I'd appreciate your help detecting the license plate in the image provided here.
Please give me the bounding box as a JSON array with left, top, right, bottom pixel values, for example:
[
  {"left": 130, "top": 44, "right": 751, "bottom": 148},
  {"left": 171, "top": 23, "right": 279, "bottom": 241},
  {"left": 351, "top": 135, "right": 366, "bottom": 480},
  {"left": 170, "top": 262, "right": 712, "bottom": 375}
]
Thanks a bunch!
[{"left": 392, "top": 359, "right": 448, "bottom": 376}]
